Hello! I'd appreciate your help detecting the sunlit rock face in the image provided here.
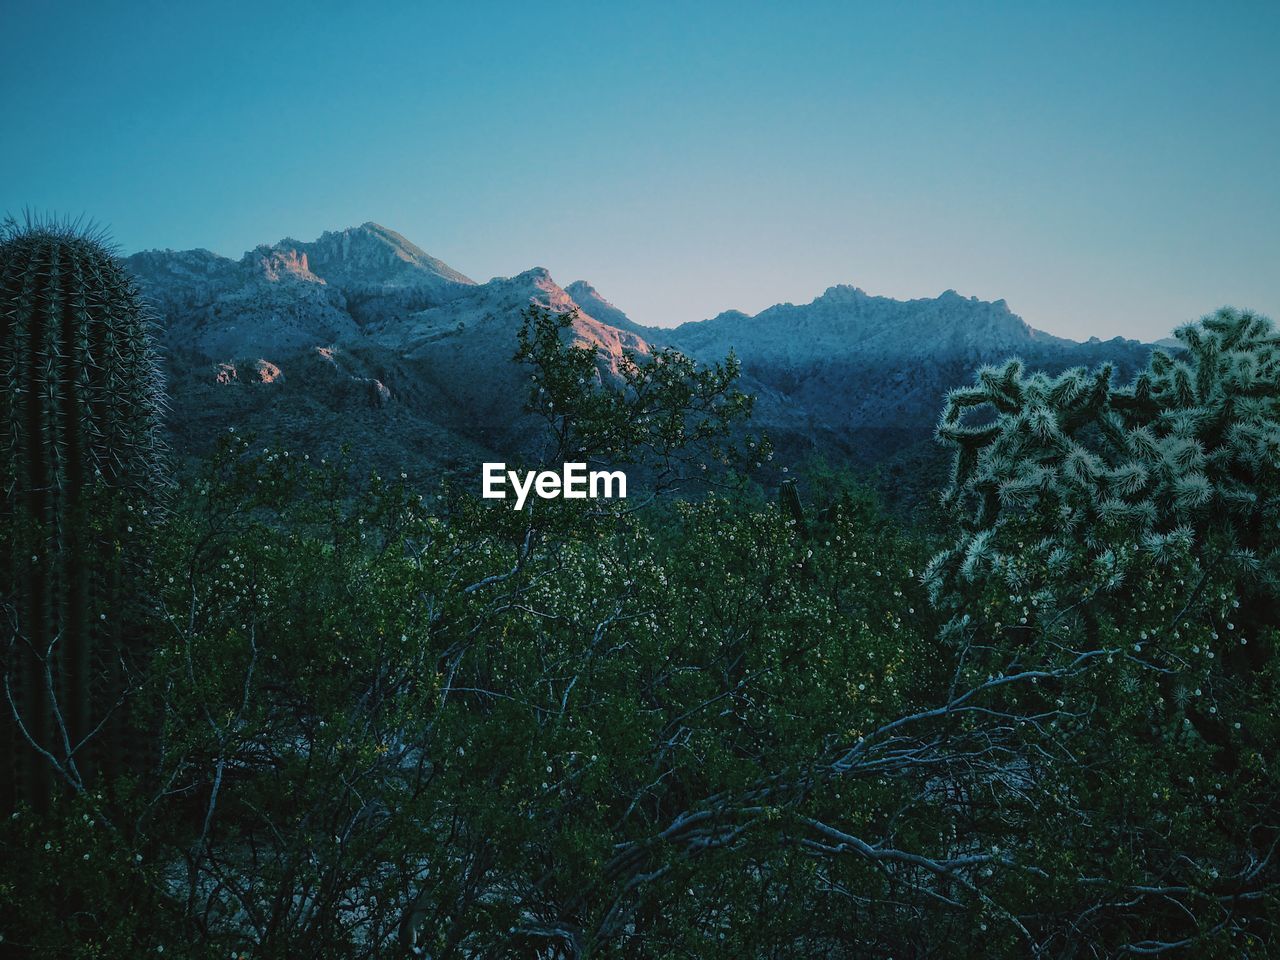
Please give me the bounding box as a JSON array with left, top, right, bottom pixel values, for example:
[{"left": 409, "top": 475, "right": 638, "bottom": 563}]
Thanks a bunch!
[
  {"left": 127, "top": 239, "right": 356, "bottom": 359},
  {"left": 212, "top": 359, "right": 283, "bottom": 385},
  {"left": 378, "top": 266, "right": 651, "bottom": 369}
]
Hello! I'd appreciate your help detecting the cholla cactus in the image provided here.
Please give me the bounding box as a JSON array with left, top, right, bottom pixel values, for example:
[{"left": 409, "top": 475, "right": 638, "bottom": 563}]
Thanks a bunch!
[
  {"left": 925, "top": 308, "right": 1279, "bottom": 623},
  {"left": 1, "top": 217, "right": 166, "bottom": 811}
]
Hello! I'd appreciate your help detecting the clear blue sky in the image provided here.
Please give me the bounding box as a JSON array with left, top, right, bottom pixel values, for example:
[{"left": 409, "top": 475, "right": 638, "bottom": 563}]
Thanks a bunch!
[{"left": 3, "top": 0, "right": 1277, "bottom": 341}]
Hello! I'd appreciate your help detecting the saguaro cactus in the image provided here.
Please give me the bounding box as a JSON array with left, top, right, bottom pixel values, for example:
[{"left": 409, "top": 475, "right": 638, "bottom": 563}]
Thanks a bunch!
[{"left": 1, "top": 217, "right": 165, "bottom": 811}]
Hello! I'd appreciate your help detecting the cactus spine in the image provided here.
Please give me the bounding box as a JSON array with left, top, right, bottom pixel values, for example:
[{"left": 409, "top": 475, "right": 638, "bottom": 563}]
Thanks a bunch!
[
  {"left": 927, "top": 308, "right": 1280, "bottom": 606},
  {"left": 924, "top": 306, "right": 1280, "bottom": 741},
  {"left": 1, "top": 217, "right": 165, "bottom": 811}
]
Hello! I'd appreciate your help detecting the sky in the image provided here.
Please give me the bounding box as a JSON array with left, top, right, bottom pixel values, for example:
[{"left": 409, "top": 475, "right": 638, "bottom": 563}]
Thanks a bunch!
[{"left": 2, "top": 0, "right": 1278, "bottom": 341}]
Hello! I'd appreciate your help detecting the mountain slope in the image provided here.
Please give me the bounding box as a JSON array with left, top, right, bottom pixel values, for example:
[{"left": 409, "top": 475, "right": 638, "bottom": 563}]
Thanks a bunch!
[{"left": 362, "top": 267, "right": 657, "bottom": 451}]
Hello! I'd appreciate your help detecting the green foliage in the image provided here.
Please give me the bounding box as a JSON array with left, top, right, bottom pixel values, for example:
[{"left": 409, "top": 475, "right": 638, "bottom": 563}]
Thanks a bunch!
[
  {"left": 1, "top": 217, "right": 166, "bottom": 812},
  {"left": 0, "top": 431, "right": 933, "bottom": 958},
  {"left": 515, "top": 306, "right": 768, "bottom": 486},
  {"left": 0, "top": 792, "right": 183, "bottom": 960},
  {"left": 3, "top": 300, "right": 1278, "bottom": 957}
]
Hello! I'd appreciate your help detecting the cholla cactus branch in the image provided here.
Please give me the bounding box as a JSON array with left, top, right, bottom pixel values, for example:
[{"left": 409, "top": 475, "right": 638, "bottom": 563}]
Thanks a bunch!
[{"left": 931, "top": 308, "right": 1280, "bottom": 616}]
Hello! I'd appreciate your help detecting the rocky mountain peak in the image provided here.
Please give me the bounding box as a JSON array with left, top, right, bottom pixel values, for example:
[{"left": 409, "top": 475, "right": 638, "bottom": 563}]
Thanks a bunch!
[
  {"left": 816, "top": 284, "right": 870, "bottom": 302},
  {"left": 257, "top": 223, "right": 476, "bottom": 291}
]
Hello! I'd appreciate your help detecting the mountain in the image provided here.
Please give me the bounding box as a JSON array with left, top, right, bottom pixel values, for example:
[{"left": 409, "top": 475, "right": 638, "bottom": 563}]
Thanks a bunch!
[
  {"left": 126, "top": 222, "right": 1155, "bottom": 499},
  {"left": 665, "top": 286, "right": 1070, "bottom": 363},
  {"left": 372, "top": 267, "right": 651, "bottom": 369},
  {"left": 127, "top": 225, "right": 668, "bottom": 477},
  {"left": 661, "top": 285, "right": 1152, "bottom": 465},
  {"left": 269, "top": 222, "right": 477, "bottom": 326},
  {"left": 128, "top": 222, "right": 477, "bottom": 357}
]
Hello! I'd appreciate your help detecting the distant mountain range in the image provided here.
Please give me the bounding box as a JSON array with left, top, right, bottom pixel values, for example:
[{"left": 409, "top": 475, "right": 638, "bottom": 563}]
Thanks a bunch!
[{"left": 127, "top": 222, "right": 1156, "bottom": 501}]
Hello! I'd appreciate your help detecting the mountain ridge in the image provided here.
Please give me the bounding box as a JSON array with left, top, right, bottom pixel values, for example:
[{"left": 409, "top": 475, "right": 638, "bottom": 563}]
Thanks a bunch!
[{"left": 126, "top": 222, "right": 1157, "bottom": 498}]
